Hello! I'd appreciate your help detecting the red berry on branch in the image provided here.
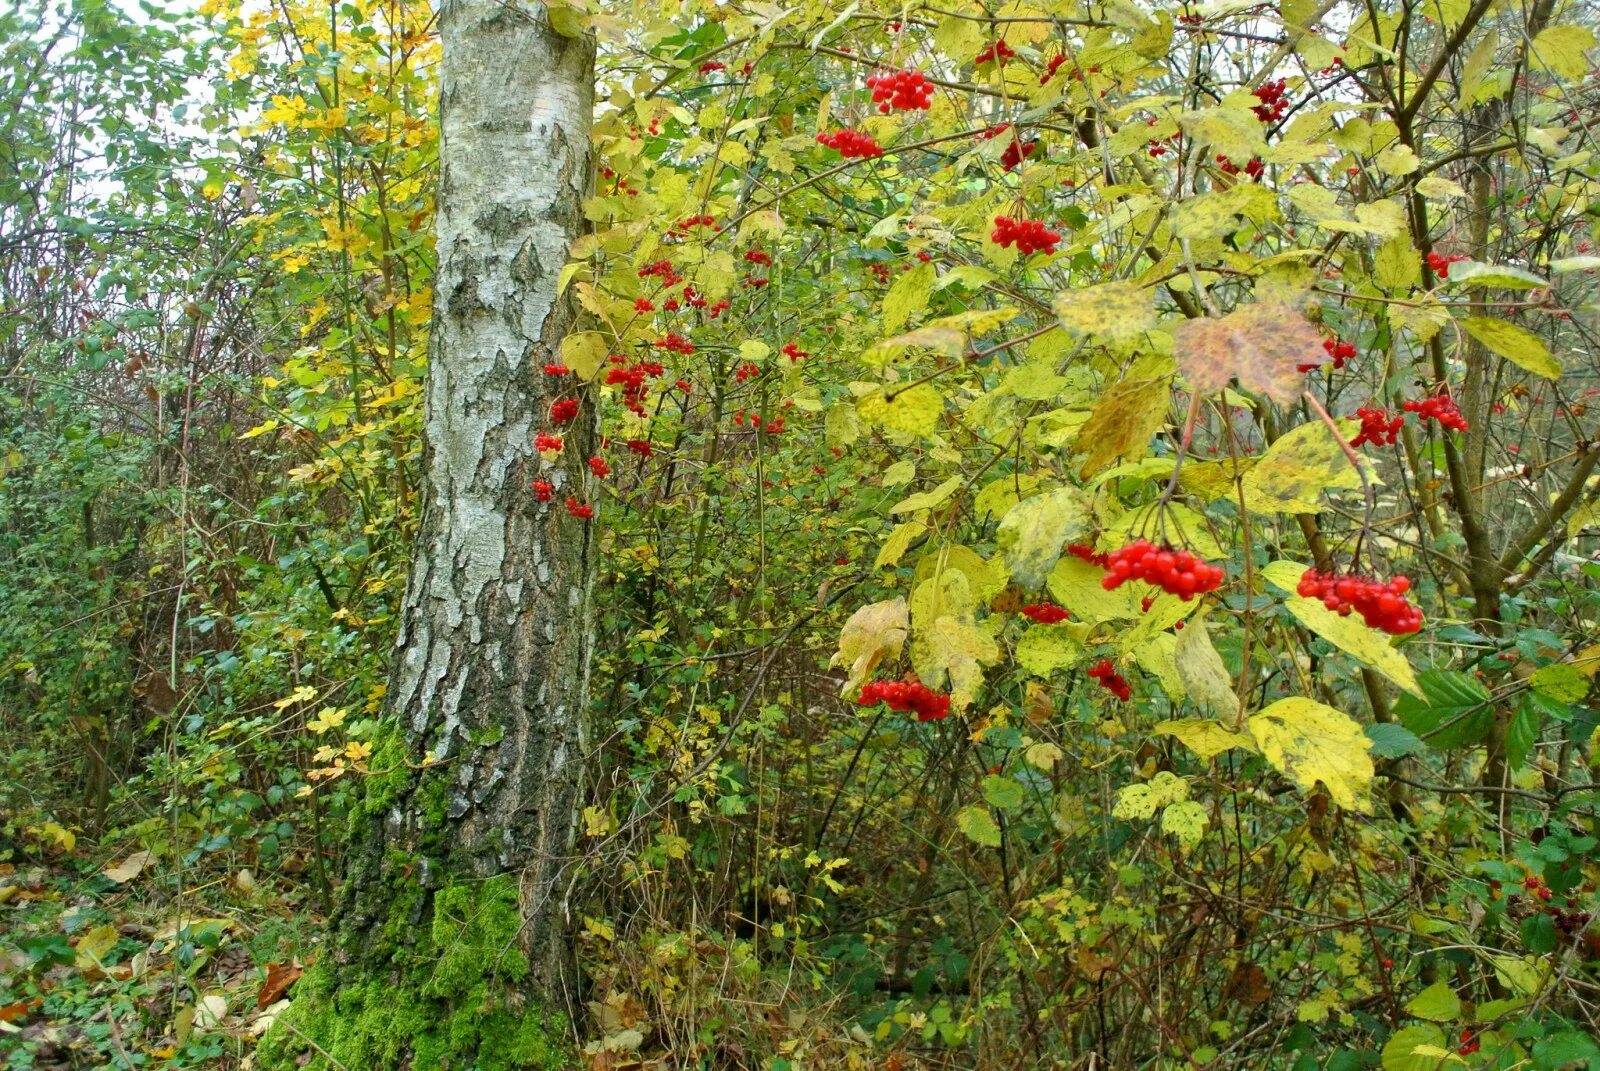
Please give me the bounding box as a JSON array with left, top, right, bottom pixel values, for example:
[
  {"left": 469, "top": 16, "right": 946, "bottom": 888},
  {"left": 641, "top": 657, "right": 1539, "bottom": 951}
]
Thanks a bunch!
[
  {"left": 1296, "top": 569, "right": 1423, "bottom": 634},
  {"left": 1021, "top": 603, "right": 1071, "bottom": 624},
  {"left": 1100, "top": 540, "right": 1225, "bottom": 601},
  {"left": 858, "top": 678, "right": 951, "bottom": 721}
]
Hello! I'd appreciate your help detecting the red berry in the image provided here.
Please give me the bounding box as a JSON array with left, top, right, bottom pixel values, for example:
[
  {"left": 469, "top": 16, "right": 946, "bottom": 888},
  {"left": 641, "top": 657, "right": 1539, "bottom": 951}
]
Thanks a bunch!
[
  {"left": 1296, "top": 568, "right": 1423, "bottom": 635},
  {"left": 864, "top": 68, "right": 933, "bottom": 113},
  {"left": 1099, "top": 540, "right": 1224, "bottom": 601},
  {"left": 1021, "top": 603, "right": 1071, "bottom": 624},
  {"left": 816, "top": 129, "right": 885, "bottom": 159},
  {"left": 990, "top": 214, "right": 1062, "bottom": 256},
  {"left": 858, "top": 678, "right": 951, "bottom": 721}
]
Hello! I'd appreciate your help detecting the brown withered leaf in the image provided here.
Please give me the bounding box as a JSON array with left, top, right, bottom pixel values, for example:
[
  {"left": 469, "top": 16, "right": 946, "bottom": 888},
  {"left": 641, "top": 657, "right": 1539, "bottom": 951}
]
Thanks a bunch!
[
  {"left": 1174, "top": 301, "right": 1323, "bottom": 404},
  {"left": 1224, "top": 963, "right": 1271, "bottom": 1006},
  {"left": 256, "top": 961, "right": 302, "bottom": 1010}
]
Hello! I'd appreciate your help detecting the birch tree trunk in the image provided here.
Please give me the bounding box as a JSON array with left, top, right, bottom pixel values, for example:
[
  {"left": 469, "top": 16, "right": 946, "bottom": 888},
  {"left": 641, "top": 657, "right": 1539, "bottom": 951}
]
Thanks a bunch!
[{"left": 261, "top": 2, "right": 596, "bottom": 1067}]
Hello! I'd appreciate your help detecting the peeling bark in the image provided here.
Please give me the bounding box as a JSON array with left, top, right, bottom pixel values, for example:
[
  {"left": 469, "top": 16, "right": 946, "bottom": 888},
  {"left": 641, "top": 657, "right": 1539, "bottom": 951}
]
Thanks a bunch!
[{"left": 334, "top": 0, "right": 596, "bottom": 1008}]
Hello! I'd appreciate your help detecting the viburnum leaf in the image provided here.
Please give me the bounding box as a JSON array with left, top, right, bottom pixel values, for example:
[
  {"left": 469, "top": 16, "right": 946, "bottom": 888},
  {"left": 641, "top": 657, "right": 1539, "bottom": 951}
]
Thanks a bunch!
[
  {"left": 560, "top": 331, "right": 608, "bottom": 381},
  {"left": 1241, "top": 418, "right": 1366, "bottom": 514},
  {"left": 956, "top": 804, "right": 1002, "bottom": 848},
  {"left": 1112, "top": 771, "right": 1189, "bottom": 820},
  {"left": 996, "top": 486, "right": 1090, "bottom": 589},
  {"left": 1076, "top": 378, "right": 1169, "bottom": 478},
  {"left": 1161, "top": 799, "right": 1209, "bottom": 849},
  {"left": 1053, "top": 280, "right": 1156, "bottom": 341},
  {"left": 1174, "top": 301, "right": 1325, "bottom": 404},
  {"left": 831, "top": 598, "right": 908, "bottom": 696},
  {"left": 1461, "top": 317, "right": 1560, "bottom": 380},
  {"left": 1155, "top": 718, "right": 1254, "bottom": 760},
  {"left": 1016, "top": 623, "right": 1083, "bottom": 676},
  {"left": 1528, "top": 24, "right": 1597, "bottom": 82},
  {"left": 1380, "top": 1025, "right": 1448, "bottom": 1071},
  {"left": 857, "top": 383, "right": 945, "bottom": 439},
  {"left": 1175, "top": 615, "right": 1236, "bottom": 717},
  {"left": 1048, "top": 555, "right": 1139, "bottom": 623},
  {"left": 1249, "top": 697, "right": 1375, "bottom": 812}
]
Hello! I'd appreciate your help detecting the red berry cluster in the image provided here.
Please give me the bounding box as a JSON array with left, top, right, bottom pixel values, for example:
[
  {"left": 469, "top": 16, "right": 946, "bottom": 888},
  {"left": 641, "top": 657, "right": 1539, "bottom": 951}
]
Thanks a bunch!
[
  {"left": 1426, "top": 250, "right": 1468, "bottom": 278},
  {"left": 532, "top": 480, "right": 553, "bottom": 502},
  {"left": 1067, "top": 543, "right": 1110, "bottom": 567},
  {"left": 1296, "top": 569, "right": 1423, "bottom": 634},
  {"left": 816, "top": 129, "right": 884, "bottom": 158},
  {"left": 1041, "top": 54, "right": 1067, "bottom": 83},
  {"left": 698, "top": 60, "right": 725, "bottom": 74},
  {"left": 543, "top": 363, "right": 570, "bottom": 376},
  {"left": 638, "top": 259, "right": 683, "bottom": 287},
  {"left": 654, "top": 332, "right": 696, "bottom": 356},
  {"left": 734, "top": 361, "right": 761, "bottom": 383},
  {"left": 1216, "top": 155, "right": 1264, "bottom": 180},
  {"left": 1087, "top": 658, "right": 1131, "bottom": 701},
  {"left": 535, "top": 432, "right": 563, "bottom": 453},
  {"left": 782, "top": 341, "right": 808, "bottom": 361},
  {"left": 1101, "top": 541, "right": 1225, "bottom": 601},
  {"left": 1001, "top": 137, "right": 1037, "bottom": 172},
  {"left": 1350, "top": 405, "right": 1404, "bottom": 448},
  {"left": 1403, "top": 391, "right": 1469, "bottom": 432},
  {"left": 624, "top": 438, "right": 653, "bottom": 458},
  {"left": 1457, "top": 1031, "right": 1479, "bottom": 1056},
  {"left": 1299, "top": 336, "right": 1358, "bottom": 373},
  {"left": 604, "top": 359, "right": 664, "bottom": 415},
  {"left": 550, "top": 398, "right": 580, "bottom": 423},
  {"left": 565, "top": 496, "right": 593, "bottom": 520},
  {"left": 1252, "top": 79, "right": 1289, "bottom": 123},
  {"left": 588, "top": 456, "right": 610, "bottom": 479},
  {"left": 671, "top": 213, "right": 718, "bottom": 237},
  {"left": 974, "top": 39, "right": 1016, "bottom": 65},
  {"left": 744, "top": 248, "right": 772, "bottom": 266},
  {"left": 991, "top": 215, "right": 1061, "bottom": 255},
  {"left": 858, "top": 679, "right": 951, "bottom": 722},
  {"left": 1021, "top": 603, "right": 1071, "bottom": 624},
  {"left": 865, "top": 69, "right": 933, "bottom": 113}
]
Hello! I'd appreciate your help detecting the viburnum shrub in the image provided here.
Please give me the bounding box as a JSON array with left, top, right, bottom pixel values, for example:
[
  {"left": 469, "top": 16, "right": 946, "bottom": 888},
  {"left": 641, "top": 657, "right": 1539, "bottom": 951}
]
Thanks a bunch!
[
  {"left": 816, "top": 129, "right": 885, "bottom": 159},
  {"left": 1101, "top": 540, "right": 1225, "bottom": 600},
  {"left": 858, "top": 679, "right": 951, "bottom": 722},
  {"left": 864, "top": 68, "right": 932, "bottom": 112},
  {"left": 1296, "top": 570, "right": 1424, "bottom": 634},
  {"left": 990, "top": 215, "right": 1061, "bottom": 255},
  {"left": 1404, "top": 391, "right": 1470, "bottom": 431},
  {"left": 1087, "top": 658, "right": 1131, "bottom": 701}
]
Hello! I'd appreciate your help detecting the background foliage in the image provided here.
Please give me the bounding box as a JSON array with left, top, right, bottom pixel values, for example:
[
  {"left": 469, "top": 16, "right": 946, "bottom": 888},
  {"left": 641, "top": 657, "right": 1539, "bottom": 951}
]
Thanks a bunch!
[{"left": 3, "top": 0, "right": 1600, "bottom": 1068}]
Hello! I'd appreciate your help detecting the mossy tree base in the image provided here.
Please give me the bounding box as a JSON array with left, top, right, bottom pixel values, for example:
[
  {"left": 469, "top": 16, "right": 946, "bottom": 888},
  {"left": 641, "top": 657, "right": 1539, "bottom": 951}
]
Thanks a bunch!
[{"left": 258, "top": 875, "right": 570, "bottom": 1071}]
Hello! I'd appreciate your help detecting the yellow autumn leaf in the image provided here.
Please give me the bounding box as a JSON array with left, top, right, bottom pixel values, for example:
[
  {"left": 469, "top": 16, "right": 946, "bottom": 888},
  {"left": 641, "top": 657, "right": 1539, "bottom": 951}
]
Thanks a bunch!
[
  {"left": 1241, "top": 418, "right": 1366, "bottom": 514},
  {"left": 561, "top": 331, "right": 609, "bottom": 381},
  {"left": 1053, "top": 280, "right": 1156, "bottom": 342},
  {"left": 306, "top": 707, "right": 348, "bottom": 735},
  {"left": 1076, "top": 378, "right": 1169, "bottom": 478},
  {"left": 856, "top": 383, "right": 945, "bottom": 440},
  {"left": 1175, "top": 614, "right": 1237, "bottom": 717},
  {"left": 831, "top": 598, "right": 909, "bottom": 696},
  {"left": 996, "top": 487, "right": 1090, "bottom": 589},
  {"left": 1155, "top": 718, "right": 1254, "bottom": 760},
  {"left": 1249, "top": 697, "right": 1375, "bottom": 812}
]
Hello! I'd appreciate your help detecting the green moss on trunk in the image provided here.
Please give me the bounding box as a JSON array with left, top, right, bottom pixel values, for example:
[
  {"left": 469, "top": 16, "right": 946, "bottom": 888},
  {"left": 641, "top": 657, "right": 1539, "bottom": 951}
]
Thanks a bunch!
[{"left": 258, "top": 874, "right": 569, "bottom": 1071}]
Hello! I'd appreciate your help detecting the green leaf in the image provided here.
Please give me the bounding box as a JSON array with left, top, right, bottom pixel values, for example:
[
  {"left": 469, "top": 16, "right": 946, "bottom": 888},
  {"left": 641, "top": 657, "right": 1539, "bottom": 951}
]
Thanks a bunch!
[
  {"left": 981, "top": 775, "right": 1025, "bottom": 812},
  {"left": 956, "top": 805, "right": 1001, "bottom": 848},
  {"left": 875, "top": 521, "right": 924, "bottom": 570},
  {"left": 1393, "top": 670, "right": 1493, "bottom": 749},
  {"left": 1249, "top": 697, "right": 1375, "bottom": 812},
  {"left": 1404, "top": 981, "right": 1461, "bottom": 1022},
  {"left": 996, "top": 487, "right": 1091, "bottom": 590},
  {"left": 1462, "top": 317, "right": 1560, "bottom": 380},
  {"left": 1365, "top": 723, "right": 1425, "bottom": 759},
  {"left": 1532, "top": 1031, "right": 1600, "bottom": 1069},
  {"left": 1522, "top": 911, "right": 1557, "bottom": 954},
  {"left": 560, "top": 331, "right": 609, "bottom": 381},
  {"left": 1507, "top": 699, "right": 1539, "bottom": 771},
  {"left": 1381, "top": 1025, "right": 1447, "bottom": 1071},
  {"left": 1446, "top": 262, "right": 1548, "bottom": 290},
  {"left": 1373, "top": 235, "right": 1421, "bottom": 290}
]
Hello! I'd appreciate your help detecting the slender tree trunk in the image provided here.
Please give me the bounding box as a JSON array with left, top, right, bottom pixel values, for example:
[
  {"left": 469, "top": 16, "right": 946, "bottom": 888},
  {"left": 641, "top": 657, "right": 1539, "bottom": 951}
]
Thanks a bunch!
[{"left": 262, "top": 3, "right": 595, "bottom": 1067}]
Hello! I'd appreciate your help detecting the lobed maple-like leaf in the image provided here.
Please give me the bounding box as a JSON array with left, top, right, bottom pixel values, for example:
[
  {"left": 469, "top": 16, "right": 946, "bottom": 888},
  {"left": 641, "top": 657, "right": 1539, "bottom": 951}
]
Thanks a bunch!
[{"left": 1174, "top": 301, "right": 1323, "bottom": 404}]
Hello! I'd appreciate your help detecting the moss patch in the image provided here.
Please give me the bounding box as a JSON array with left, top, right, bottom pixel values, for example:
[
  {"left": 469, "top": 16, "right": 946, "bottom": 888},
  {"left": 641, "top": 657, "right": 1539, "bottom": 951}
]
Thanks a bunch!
[{"left": 258, "top": 874, "right": 568, "bottom": 1071}]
